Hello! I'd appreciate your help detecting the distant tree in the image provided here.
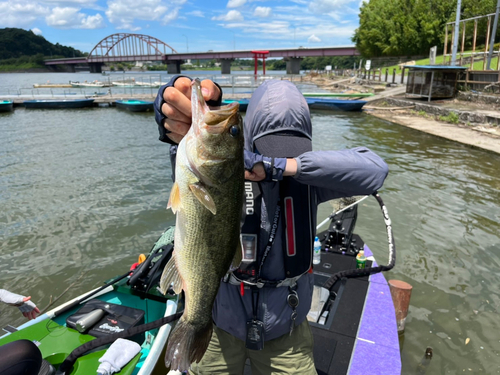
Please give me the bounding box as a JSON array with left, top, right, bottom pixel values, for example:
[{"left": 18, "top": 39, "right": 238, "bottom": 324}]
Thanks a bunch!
[
  {"left": 350, "top": 0, "right": 498, "bottom": 57},
  {"left": 0, "top": 28, "right": 85, "bottom": 60},
  {"left": 268, "top": 59, "right": 286, "bottom": 70}
]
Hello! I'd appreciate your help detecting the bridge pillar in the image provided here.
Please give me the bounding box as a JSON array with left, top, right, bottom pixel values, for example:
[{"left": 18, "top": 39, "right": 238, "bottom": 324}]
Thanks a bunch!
[
  {"left": 89, "top": 63, "right": 103, "bottom": 73},
  {"left": 285, "top": 57, "right": 303, "bottom": 75},
  {"left": 220, "top": 59, "right": 233, "bottom": 74},
  {"left": 167, "top": 61, "right": 182, "bottom": 74}
]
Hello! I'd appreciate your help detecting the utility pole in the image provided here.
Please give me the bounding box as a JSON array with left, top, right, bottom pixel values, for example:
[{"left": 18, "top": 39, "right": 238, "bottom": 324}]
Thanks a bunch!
[
  {"left": 450, "top": 0, "right": 461, "bottom": 66},
  {"left": 487, "top": 0, "right": 500, "bottom": 70}
]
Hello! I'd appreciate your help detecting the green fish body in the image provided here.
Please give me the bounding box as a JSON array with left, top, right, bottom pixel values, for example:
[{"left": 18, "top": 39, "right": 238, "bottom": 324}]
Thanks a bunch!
[{"left": 160, "top": 79, "right": 244, "bottom": 372}]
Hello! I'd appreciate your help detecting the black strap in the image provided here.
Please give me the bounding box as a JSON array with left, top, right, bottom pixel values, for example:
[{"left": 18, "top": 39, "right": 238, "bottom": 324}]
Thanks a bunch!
[
  {"left": 322, "top": 192, "right": 396, "bottom": 291},
  {"left": 59, "top": 310, "right": 183, "bottom": 374},
  {"left": 257, "top": 196, "right": 281, "bottom": 276},
  {"left": 251, "top": 287, "right": 260, "bottom": 320}
]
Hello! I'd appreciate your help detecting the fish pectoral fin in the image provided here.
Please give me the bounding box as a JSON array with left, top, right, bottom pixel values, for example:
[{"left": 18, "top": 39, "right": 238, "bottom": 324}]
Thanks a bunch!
[
  {"left": 159, "top": 255, "right": 183, "bottom": 295},
  {"left": 230, "top": 239, "right": 243, "bottom": 270},
  {"left": 189, "top": 183, "right": 216, "bottom": 215},
  {"left": 167, "top": 182, "right": 182, "bottom": 214}
]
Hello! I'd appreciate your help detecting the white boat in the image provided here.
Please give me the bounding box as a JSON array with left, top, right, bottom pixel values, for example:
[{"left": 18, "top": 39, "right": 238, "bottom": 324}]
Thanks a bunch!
[{"left": 70, "top": 81, "right": 111, "bottom": 88}]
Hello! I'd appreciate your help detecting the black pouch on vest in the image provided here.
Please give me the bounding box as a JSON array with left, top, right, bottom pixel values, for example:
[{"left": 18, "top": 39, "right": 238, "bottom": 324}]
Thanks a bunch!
[{"left": 66, "top": 299, "right": 145, "bottom": 343}]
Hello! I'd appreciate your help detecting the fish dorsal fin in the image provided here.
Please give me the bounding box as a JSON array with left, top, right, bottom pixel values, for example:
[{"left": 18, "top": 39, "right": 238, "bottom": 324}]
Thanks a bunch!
[
  {"left": 189, "top": 183, "right": 216, "bottom": 215},
  {"left": 230, "top": 238, "right": 243, "bottom": 270},
  {"left": 167, "top": 182, "right": 181, "bottom": 213},
  {"left": 159, "top": 255, "right": 183, "bottom": 295}
]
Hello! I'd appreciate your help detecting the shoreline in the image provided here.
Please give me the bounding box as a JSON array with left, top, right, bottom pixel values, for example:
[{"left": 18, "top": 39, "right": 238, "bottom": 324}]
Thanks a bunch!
[
  {"left": 302, "top": 75, "right": 500, "bottom": 156},
  {"left": 365, "top": 109, "right": 500, "bottom": 155}
]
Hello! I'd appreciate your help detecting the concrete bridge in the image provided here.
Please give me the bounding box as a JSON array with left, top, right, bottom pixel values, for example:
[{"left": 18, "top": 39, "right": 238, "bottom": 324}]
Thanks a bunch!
[{"left": 45, "top": 33, "right": 359, "bottom": 75}]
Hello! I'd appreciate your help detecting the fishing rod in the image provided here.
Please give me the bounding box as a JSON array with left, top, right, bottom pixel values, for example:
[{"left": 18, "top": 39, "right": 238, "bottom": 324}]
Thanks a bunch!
[
  {"left": 51, "top": 271, "right": 132, "bottom": 318},
  {"left": 316, "top": 195, "right": 370, "bottom": 231}
]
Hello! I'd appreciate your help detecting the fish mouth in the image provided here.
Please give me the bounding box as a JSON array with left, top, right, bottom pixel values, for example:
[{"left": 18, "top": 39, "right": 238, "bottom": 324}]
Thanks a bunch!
[{"left": 191, "top": 79, "right": 239, "bottom": 136}]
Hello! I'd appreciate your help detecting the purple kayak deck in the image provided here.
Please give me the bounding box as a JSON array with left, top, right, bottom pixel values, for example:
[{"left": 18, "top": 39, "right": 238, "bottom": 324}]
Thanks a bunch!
[{"left": 348, "top": 245, "right": 401, "bottom": 374}]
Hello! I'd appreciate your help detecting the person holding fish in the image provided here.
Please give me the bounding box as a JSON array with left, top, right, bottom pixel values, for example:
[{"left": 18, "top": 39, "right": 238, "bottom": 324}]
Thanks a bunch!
[{"left": 154, "top": 77, "right": 388, "bottom": 374}]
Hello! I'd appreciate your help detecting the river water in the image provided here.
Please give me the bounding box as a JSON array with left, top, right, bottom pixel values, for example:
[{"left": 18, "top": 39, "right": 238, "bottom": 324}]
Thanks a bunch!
[{"left": 1, "top": 71, "right": 500, "bottom": 374}]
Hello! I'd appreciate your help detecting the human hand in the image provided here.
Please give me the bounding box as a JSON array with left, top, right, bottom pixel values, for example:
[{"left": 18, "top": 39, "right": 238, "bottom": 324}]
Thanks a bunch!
[
  {"left": 161, "top": 77, "right": 221, "bottom": 144},
  {"left": 18, "top": 296, "right": 40, "bottom": 320},
  {"left": 245, "top": 163, "right": 266, "bottom": 181}
]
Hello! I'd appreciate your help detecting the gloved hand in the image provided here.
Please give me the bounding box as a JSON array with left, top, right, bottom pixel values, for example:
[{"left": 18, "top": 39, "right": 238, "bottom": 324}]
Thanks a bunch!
[
  {"left": 0, "top": 289, "right": 41, "bottom": 320},
  {"left": 244, "top": 150, "right": 287, "bottom": 182}
]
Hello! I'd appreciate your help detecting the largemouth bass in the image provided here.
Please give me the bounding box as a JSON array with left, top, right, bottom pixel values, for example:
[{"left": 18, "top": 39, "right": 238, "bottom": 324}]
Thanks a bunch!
[{"left": 159, "top": 79, "right": 244, "bottom": 372}]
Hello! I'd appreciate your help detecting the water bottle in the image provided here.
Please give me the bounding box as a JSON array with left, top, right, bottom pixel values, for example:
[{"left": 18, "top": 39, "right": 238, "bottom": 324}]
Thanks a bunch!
[
  {"left": 313, "top": 236, "right": 321, "bottom": 265},
  {"left": 356, "top": 250, "right": 366, "bottom": 269}
]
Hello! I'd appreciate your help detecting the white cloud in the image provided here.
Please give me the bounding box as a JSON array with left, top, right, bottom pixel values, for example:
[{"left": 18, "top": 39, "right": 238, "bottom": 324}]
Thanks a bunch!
[
  {"left": 212, "top": 10, "right": 243, "bottom": 22},
  {"left": 105, "top": 0, "right": 179, "bottom": 29},
  {"left": 46, "top": 7, "right": 105, "bottom": 29},
  {"left": 309, "top": 0, "right": 355, "bottom": 13},
  {"left": 0, "top": 1, "right": 49, "bottom": 28},
  {"left": 227, "top": 0, "right": 246, "bottom": 8},
  {"left": 41, "top": 0, "right": 99, "bottom": 4},
  {"left": 187, "top": 10, "right": 204, "bottom": 17},
  {"left": 31, "top": 27, "right": 43, "bottom": 35},
  {"left": 308, "top": 34, "right": 321, "bottom": 43},
  {"left": 253, "top": 6, "right": 271, "bottom": 17},
  {"left": 162, "top": 8, "right": 178, "bottom": 24}
]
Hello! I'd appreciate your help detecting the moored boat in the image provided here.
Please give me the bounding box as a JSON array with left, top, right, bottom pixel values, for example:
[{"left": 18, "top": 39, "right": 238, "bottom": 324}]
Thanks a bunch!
[
  {"left": 0, "top": 196, "right": 399, "bottom": 375},
  {"left": 0, "top": 100, "right": 14, "bottom": 112},
  {"left": 116, "top": 99, "right": 154, "bottom": 112},
  {"left": 33, "top": 83, "right": 73, "bottom": 88},
  {"left": 302, "top": 92, "right": 374, "bottom": 98},
  {"left": 306, "top": 97, "right": 367, "bottom": 111},
  {"left": 70, "top": 81, "right": 111, "bottom": 88},
  {"left": 23, "top": 99, "right": 95, "bottom": 109},
  {"left": 222, "top": 98, "right": 250, "bottom": 112}
]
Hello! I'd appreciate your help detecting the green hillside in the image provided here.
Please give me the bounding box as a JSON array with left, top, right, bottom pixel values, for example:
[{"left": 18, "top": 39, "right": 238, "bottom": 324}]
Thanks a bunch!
[
  {"left": 0, "top": 28, "right": 85, "bottom": 59},
  {"left": 0, "top": 28, "right": 85, "bottom": 71}
]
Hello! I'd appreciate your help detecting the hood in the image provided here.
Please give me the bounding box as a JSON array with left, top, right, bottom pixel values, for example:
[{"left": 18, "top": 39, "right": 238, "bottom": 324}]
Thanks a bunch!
[{"left": 244, "top": 80, "right": 312, "bottom": 157}]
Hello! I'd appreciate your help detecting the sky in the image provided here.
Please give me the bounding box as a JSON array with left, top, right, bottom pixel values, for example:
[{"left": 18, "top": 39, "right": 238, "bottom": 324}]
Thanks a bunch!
[{"left": 1, "top": 0, "right": 364, "bottom": 54}]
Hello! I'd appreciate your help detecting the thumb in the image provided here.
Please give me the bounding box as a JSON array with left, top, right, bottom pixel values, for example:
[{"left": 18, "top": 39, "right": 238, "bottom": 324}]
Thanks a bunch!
[{"left": 23, "top": 296, "right": 32, "bottom": 302}]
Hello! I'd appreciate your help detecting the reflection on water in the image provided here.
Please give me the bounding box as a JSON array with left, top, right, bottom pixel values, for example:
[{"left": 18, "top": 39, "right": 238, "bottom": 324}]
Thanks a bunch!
[{"left": 1, "top": 79, "right": 500, "bottom": 373}]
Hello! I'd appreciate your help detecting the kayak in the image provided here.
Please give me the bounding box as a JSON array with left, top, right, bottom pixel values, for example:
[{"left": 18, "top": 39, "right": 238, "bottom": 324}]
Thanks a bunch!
[
  {"left": 115, "top": 100, "right": 154, "bottom": 112},
  {"left": 221, "top": 98, "right": 249, "bottom": 112},
  {"left": 0, "top": 196, "right": 400, "bottom": 375},
  {"left": 305, "top": 97, "right": 367, "bottom": 111},
  {"left": 0, "top": 227, "right": 179, "bottom": 375}
]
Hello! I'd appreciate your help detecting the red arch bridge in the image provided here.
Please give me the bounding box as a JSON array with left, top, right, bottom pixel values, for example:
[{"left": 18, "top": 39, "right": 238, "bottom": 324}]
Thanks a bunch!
[{"left": 44, "top": 33, "right": 359, "bottom": 75}]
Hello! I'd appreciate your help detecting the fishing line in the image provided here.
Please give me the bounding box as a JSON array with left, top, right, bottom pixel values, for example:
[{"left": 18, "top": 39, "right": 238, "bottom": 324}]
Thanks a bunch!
[{"left": 316, "top": 195, "right": 370, "bottom": 231}]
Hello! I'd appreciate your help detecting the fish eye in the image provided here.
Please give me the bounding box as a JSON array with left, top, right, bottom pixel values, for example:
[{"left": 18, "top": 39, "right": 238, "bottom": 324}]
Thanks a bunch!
[{"left": 229, "top": 125, "right": 240, "bottom": 137}]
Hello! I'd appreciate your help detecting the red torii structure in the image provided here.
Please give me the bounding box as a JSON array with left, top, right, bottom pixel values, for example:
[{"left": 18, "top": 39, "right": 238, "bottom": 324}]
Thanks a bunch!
[{"left": 252, "top": 50, "right": 269, "bottom": 76}]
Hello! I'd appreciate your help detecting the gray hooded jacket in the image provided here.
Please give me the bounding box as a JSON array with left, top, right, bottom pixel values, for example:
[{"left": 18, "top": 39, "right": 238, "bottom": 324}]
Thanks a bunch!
[{"left": 213, "top": 80, "right": 389, "bottom": 342}]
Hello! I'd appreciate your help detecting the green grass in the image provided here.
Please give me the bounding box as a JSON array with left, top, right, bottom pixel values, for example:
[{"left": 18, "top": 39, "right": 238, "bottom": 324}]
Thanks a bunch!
[
  {"left": 378, "top": 51, "right": 499, "bottom": 74},
  {"left": 438, "top": 112, "right": 460, "bottom": 124},
  {"left": 0, "top": 63, "right": 45, "bottom": 71}
]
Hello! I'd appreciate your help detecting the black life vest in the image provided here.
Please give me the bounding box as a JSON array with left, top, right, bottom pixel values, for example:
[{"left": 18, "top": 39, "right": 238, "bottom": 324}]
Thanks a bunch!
[{"left": 232, "top": 177, "right": 314, "bottom": 286}]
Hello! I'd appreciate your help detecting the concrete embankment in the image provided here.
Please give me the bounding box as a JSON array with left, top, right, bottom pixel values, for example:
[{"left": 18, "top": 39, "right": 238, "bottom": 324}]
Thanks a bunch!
[
  {"left": 363, "top": 95, "right": 500, "bottom": 154},
  {"left": 306, "top": 75, "right": 500, "bottom": 154}
]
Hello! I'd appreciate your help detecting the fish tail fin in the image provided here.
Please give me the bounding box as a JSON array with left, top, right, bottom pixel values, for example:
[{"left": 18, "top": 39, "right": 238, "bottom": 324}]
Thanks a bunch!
[{"left": 165, "top": 318, "right": 213, "bottom": 372}]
